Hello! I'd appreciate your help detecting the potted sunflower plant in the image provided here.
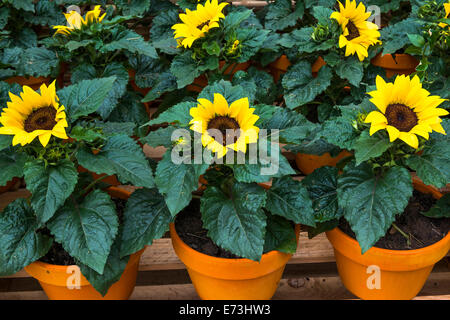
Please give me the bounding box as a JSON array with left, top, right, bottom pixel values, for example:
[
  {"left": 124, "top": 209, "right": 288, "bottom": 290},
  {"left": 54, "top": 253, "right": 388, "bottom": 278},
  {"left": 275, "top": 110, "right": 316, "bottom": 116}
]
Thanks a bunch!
[
  {"left": 302, "top": 73, "right": 449, "bottom": 300},
  {"left": 140, "top": 80, "right": 317, "bottom": 300},
  {"left": 278, "top": 0, "right": 381, "bottom": 175},
  {"left": 0, "top": 0, "right": 63, "bottom": 89},
  {"left": 0, "top": 77, "right": 159, "bottom": 300},
  {"left": 44, "top": 4, "right": 157, "bottom": 123}
]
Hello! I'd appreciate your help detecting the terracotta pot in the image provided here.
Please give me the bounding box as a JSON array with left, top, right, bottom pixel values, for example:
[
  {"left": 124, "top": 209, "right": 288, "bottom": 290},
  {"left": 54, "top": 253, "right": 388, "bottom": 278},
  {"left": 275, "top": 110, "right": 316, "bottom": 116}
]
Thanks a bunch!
[
  {"left": 326, "top": 177, "right": 450, "bottom": 300},
  {"left": 170, "top": 223, "right": 299, "bottom": 300},
  {"left": 295, "top": 150, "right": 352, "bottom": 175},
  {"left": 24, "top": 187, "right": 145, "bottom": 300},
  {"left": 186, "top": 61, "right": 250, "bottom": 93},
  {"left": 370, "top": 53, "right": 419, "bottom": 78},
  {"left": 269, "top": 55, "right": 326, "bottom": 82},
  {"left": 5, "top": 76, "right": 50, "bottom": 90},
  {"left": 0, "top": 177, "right": 20, "bottom": 194}
]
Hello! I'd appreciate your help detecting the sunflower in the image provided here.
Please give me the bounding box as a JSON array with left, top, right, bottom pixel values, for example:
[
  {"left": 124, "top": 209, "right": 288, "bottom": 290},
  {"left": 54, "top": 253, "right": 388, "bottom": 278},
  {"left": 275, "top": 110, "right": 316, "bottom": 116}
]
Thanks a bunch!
[
  {"left": 439, "top": 2, "right": 450, "bottom": 28},
  {"left": 53, "top": 5, "right": 106, "bottom": 36},
  {"left": 330, "top": 0, "right": 381, "bottom": 61},
  {"left": 189, "top": 93, "right": 259, "bottom": 159},
  {"left": 172, "top": 0, "right": 228, "bottom": 48},
  {"left": 0, "top": 81, "right": 68, "bottom": 147},
  {"left": 364, "top": 75, "right": 448, "bottom": 149}
]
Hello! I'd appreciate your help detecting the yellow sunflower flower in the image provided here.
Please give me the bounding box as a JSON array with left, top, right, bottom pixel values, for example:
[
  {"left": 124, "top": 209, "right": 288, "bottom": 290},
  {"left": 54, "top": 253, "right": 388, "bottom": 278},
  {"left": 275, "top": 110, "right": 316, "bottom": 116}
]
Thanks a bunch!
[
  {"left": 53, "top": 5, "right": 106, "bottom": 36},
  {"left": 364, "top": 75, "right": 448, "bottom": 149},
  {"left": 438, "top": 2, "right": 450, "bottom": 28},
  {"left": 0, "top": 81, "right": 68, "bottom": 147},
  {"left": 330, "top": 0, "right": 381, "bottom": 61},
  {"left": 172, "top": 0, "right": 228, "bottom": 48},
  {"left": 189, "top": 93, "right": 259, "bottom": 159}
]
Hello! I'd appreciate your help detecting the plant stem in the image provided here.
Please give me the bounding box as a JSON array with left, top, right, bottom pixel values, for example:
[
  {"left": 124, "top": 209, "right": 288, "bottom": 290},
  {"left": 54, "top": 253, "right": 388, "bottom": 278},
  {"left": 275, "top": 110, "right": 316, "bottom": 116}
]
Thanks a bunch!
[
  {"left": 82, "top": 174, "right": 110, "bottom": 194},
  {"left": 392, "top": 222, "right": 411, "bottom": 247}
]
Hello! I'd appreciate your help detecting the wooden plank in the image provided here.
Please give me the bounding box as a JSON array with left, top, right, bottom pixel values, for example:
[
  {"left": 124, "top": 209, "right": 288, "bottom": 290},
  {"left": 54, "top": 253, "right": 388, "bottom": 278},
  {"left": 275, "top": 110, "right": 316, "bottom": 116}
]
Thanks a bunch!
[{"left": 1, "top": 272, "right": 448, "bottom": 300}]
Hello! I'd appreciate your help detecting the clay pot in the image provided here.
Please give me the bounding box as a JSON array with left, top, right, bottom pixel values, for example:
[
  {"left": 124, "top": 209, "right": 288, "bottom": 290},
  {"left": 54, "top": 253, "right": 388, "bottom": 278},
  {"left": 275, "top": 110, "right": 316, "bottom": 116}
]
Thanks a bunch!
[
  {"left": 326, "top": 177, "right": 450, "bottom": 300},
  {"left": 0, "top": 177, "right": 20, "bottom": 194},
  {"left": 370, "top": 53, "right": 419, "bottom": 78},
  {"left": 295, "top": 150, "right": 352, "bottom": 175},
  {"left": 5, "top": 76, "right": 50, "bottom": 90},
  {"left": 24, "top": 187, "right": 145, "bottom": 300},
  {"left": 170, "top": 222, "right": 299, "bottom": 300}
]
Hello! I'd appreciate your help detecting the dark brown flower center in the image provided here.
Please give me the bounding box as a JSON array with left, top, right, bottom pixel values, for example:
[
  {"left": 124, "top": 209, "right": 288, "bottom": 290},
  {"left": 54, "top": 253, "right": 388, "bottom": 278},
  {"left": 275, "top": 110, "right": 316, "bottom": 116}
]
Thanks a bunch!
[
  {"left": 385, "top": 103, "right": 418, "bottom": 132},
  {"left": 24, "top": 106, "right": 57, "bottom": 133},
  {"left": 345, "top": 20, "right": 360, "bottom": 40},
  {"left": 207, "top": 116, "right": 240, "bottom": 146},
  {"left": 197, "top": 20, "right": 211, "bottom": 30}
]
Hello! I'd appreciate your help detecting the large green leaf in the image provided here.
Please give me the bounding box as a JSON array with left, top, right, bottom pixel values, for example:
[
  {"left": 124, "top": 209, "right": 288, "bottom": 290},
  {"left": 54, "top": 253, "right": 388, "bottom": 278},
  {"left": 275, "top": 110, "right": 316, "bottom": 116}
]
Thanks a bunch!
[
  {"left": 338, "top": 163, "right": 413, "bottom": 253},
  {"left": 0, "top": 199, "right": 52, "bottom": 276},
  {"left": 265, "top": 0, "right": 304, "bottom": 31},
  {"left": 147, "top": 101, "right": 196, "bottom": 126},
  {"left": 57, "top": 77, "right": 116, "bottom": 121},
  {"left": 421, "top": 194, "right": 450, "bottom": 218},
  {"left": 149, "top": 9, "right": 179, "bottom": 54},
  {"left": 335, "top": 57, "right": 363, "bottom": 87},
  {"left": 120, "top": 188, "right": 173, "bottom": 257},
  {"left": 199, "top": 80, "right": 247, "bottom": 104},
  {"left": 201, "top": 182, "right": 267, "bottom": 261},
  {"left": 21, "top": 47, "right": 58, "bottom": 77},
  {"left": 265, "top": 176, "right": 315, "bottom": 226},
  {"left": 235, "top": 28, "right": 269, "bottom": 63},
  {"left": 303, "top": 166, "right": 344, "bottom": 222},
  {"left": 170, "top": 51, "right": 202, "bottom": 88},
  {"left": 76, "top": 135, "right": 154, "bottom": 188},
  {"left": 280, "top": 27, "right": 334, "bottom": 52},
  {"left": 78, "top": 231, "right": 129, "bottom": 296},
  {"left": 155, "top": 151, "right": 209, "bottom": 216},
  {"left": 264, "top": 213, "right": 297, "bottom": 254},
  {"left": 406, "top": 140, "right": 450, "bottom": 188},
  {"left": 47, "top": 190, "right": 119, "bottom": 274},
  {"left": 353, "top": 130, "right": 391, "bottom": 165},
  {"left": 282, "top": 60, "right": 332, "bottom": 109},
  {"left": 101, "top": 29, "right": 157, "bottom": 58},
  {"left": 141, "top": 126, "right": 177, "bottom": 148},
  {"left": 321, "top": 117, "right": 359, "bottom": 150},
  {"left": 23, "top": 159, "right": 78, "bottom": 224},
  {"left": 0, "top": 148, "right": 27, "bottom": 185},
  {"left": 380, "top": 18, "right": 422, "bottom": 54},
  {"left": 6, "top": 0, "right": 34, "bottom": 12}
]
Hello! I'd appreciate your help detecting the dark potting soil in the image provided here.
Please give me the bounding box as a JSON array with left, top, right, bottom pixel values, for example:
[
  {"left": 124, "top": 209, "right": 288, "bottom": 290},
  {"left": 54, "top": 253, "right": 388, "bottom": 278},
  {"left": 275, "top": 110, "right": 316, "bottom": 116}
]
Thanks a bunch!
[
  {"left": 175, "top": 199, "right": 241, "bottom": 259},
  {"left": 339, "top": 190, "right": 450, "bottom": 250},
  {"left": 39, "top": 197, "right": 127, "bottom": 266}
]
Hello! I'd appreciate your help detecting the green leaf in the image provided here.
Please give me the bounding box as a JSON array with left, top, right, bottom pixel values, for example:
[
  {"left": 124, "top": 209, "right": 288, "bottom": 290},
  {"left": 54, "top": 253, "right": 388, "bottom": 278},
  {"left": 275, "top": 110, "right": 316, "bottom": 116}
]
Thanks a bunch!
[
  {"left": 338, "top": 163, "right": 413, "bottom": 253},
  {"left": 421, "top": 194, "right": 450, "bottom": 218},
  {"left": 232, "top": 140, "right": 295, "bottom": 183},
  {"left": 335, "top": 57, "right": 363, "bottom": 87},
  {"left": 353, "top": 130, "right": 391, "bottom": 165},
  {"left": 312, "top": 6, "right": 334, "bottom": 25},
  {"left": 0, "top": 199, "right": 52, "bottom": 276},
  {"left": 265, "top": 176, "right": 316, "bottom": 226},
  {"left": 141, "top": 126, "right": 177, "bottom": 148},
  {"left": 0, "top": 7, "right": 10, "bottom": 30},
  {"left": 120, "top": 0, "right": 150, "bottom": 15},
  {"left": 58, "top": 77, "right": 116, "bottom": 121},
  {"left": 150, "top": 9, "right": 179, "bottom": 54},
  {"left": 381, "top": 19, "right": 421, "bottom": 54},
  {"left": 69, "top": 126, "right": 104, "bottom": 142},
  {"left": 199, "top": 80, "right": 247, "bottom": 104},
  {"left": 280, "top": 27, "right": 334, "bottom": 53},
  {"left": 23, "top": 159, "right": 78, "bottom": 224},
  {"left": 147, "top": 101, "right": 196, "bottom": 126},
  {"left": 78, "top": 232, "right": 129, "bottom": 296},
  {"left": 232, "top": 68, "right": 277, "bottom": 105},
  {"left": 101, "top": 29, "right": 157, "bottom": 58},
  {"left": 264, "top": 214, "right": 297, "bottom": 254},
  {"left": 201, "top": 182, "right": 267, "bottom": 261},
  {"left": 303, "top": 166, "right": 344, "bottom": 222},
  {"left": 0, "top": 148, "right": 27, "bottom": 185},
  {"left": 7, "top": 0, "right": 34, "bottom": 12},
  {"left": 21, "top": 47, "right": 58, "bottom": 77},
  {"left": 265, "top": 0, "right": 304, "bottom": 31},
  {"left": 155, "top": 151, "right": 209, "bottom": 216},
  {"left": 141, "top": 71, "right": 177, "bottom": 102},
  {"left": 0, "top": 135, "right": 13, "bottom": 151},
  {"left": 406, "top": 140, "right": 450, "bottom": 188},
  {"left": 76, "top": 135, "right": 154, "bottom": 188},
  {"left": 321, "top": 117, "right": 358, "bottom": 150},
  {"left": 170, "top": 51, "right": 201, "bottom": 88},
  {"left": 407, "top": 34, "right": 425, "bottom": 47},
  {"left": 47, "top": 190, "right": 119, "bottom": 274},
  {"left": 235, "top": 28, "right": 269, "bottom": 63},
  {"left": 282, "top": 60, "right": 332, "bottom": 109},
  {"left": 223, "top": 7, "right": 252, "bottom": 30},
  {"left": 120, "top": 188, "right": 172, "bottom": 257}
]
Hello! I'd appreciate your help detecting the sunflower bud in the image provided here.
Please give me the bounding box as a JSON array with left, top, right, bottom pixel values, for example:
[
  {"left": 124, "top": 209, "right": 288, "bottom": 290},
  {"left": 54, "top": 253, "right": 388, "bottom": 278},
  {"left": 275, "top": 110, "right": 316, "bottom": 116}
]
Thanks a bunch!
[{"left": 312, "top": 24, "right": 331, "bottom": 42}]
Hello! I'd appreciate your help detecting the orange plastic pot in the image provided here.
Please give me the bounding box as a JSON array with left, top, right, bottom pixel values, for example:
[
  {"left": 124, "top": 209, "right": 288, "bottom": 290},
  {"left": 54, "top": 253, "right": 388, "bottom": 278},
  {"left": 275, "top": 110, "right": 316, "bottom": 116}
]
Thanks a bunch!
[
  {"left": 170, "top": 223, "right": 299, "bottom": 300},
  {"left": 326, "top": 177, "right": 450, "bottom": 300},
  {"left": 24, "top": 187, "right": 145, "bottom": 300},
  {"left": 186, "top": 61, "right": 250, "bottom": 93},
  {"left": 295, "top": 150, "right": 352, "bottom": 175},
  {"left": 5, "top": 76, "right": 50, "bottom": 90},
  {"left": 370, "top": 53, "right": 419, "bottom": 78}
]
